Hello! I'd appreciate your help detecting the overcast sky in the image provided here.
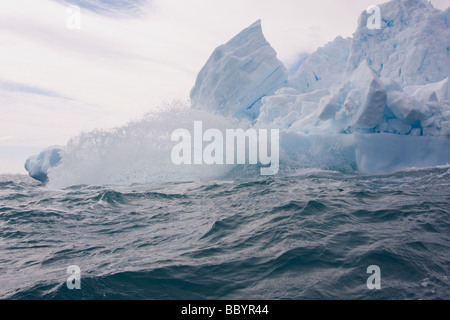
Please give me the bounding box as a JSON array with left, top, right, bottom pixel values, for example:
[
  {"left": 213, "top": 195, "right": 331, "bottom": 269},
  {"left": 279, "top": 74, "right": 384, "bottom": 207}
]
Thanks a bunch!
[{"left": 0, "top": 0, "right": 448, "bottom": 173}]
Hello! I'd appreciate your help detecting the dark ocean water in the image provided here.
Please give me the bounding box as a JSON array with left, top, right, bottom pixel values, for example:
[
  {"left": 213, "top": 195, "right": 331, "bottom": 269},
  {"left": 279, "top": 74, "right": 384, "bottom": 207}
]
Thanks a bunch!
[{"left": 1, "top": 167, "right": 449, "bottom": 300}]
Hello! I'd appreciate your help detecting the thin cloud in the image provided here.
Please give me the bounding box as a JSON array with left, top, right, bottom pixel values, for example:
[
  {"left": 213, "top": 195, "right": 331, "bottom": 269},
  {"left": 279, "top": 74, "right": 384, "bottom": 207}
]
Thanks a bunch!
[{"left": 54, "top": 0, "right": 151, "bottom": 18}]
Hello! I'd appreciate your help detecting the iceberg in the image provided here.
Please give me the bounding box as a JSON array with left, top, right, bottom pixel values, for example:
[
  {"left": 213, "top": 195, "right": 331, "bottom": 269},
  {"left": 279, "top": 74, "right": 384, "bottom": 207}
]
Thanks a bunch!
[
  {"left": 24, "top": 146, "right": 62, "bottom": 183},
  {"left": 255, "top": 0, "right": 450, "bottom": 173},
  {"left": 289, "top": 36, "right": 352, "bottom": 94},
  {"left": 25, "top": 0, "right": 450, "bottom": 185},
  {"left": 190, "top": 20, "right": 288, "bottom": 119},
  {"left": 346, "top": 0, "right": 450, "bottom": 86},
  {"left": 319, "top": 60, "right": 388, "bottom": 130},
  {"left": 412, "top": 78, "right": 449, "bottom": 106},
  {"left": 387, "top": 91, "right": 430, "bottom": 122}
]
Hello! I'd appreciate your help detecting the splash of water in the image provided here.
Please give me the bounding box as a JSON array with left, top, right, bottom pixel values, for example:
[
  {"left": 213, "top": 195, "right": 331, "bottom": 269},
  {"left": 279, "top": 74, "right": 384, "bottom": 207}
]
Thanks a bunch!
[{"left": 48, "top": 107, "right": 244, "bottom": 188}]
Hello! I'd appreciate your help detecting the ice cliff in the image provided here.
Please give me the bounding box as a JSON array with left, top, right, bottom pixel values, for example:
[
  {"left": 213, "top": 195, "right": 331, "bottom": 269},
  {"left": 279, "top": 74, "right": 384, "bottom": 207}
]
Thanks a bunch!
[{"left": 190, "top": 20, "right": 288, "bottom": 119}]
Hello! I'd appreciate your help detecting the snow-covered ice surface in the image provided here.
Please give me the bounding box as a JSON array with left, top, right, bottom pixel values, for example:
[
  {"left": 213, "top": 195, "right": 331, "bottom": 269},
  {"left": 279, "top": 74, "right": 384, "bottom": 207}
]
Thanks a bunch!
[{"left": 25, "top": 0, "right": 450, "bottom": 186}]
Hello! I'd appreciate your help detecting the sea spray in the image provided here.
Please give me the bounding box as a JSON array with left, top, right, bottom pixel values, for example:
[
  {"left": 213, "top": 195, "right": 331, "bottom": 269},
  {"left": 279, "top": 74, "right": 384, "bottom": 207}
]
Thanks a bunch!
[{"left": 47, "top": 107, "right": 240, "bottom": 188}]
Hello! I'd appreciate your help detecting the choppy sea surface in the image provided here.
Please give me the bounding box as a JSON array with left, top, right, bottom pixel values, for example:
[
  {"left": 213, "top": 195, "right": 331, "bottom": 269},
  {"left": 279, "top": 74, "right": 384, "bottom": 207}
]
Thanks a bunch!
[{"left": 1, "top": 167, "right": 449, "bottom": 300}]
